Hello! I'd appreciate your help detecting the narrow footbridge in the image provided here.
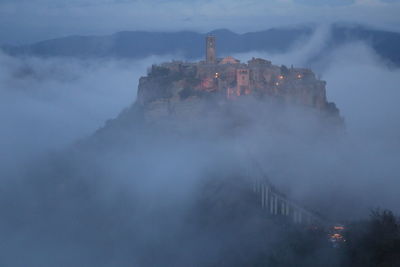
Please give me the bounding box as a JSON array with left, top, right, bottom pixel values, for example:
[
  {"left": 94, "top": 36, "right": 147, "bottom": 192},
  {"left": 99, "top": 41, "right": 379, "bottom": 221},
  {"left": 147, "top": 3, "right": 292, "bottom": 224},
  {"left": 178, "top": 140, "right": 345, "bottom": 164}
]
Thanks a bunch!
[
  {"left": 246, "top": 157, "right": 326, "bottom": 225},
  {"left": 253, "top": 177, "right": 325, "bottom": 225}
]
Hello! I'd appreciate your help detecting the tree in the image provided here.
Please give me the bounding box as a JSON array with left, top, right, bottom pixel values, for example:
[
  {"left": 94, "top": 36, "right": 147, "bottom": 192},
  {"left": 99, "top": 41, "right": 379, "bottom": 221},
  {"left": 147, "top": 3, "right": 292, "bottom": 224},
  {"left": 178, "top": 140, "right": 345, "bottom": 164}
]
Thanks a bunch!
[{"left": 344, "top": 209, "right": 400, "bottom": 267}]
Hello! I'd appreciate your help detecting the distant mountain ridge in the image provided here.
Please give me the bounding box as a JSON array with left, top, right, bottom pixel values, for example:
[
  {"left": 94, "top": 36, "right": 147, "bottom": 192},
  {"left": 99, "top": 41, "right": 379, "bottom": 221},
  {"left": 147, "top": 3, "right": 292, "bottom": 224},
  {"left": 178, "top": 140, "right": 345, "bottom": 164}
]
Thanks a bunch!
[
  {"left": 1, "top": 28, "right": 311, "bottom": 59},
  {"left": 2, "top": 25, "right": 400, "bottom": 66}
]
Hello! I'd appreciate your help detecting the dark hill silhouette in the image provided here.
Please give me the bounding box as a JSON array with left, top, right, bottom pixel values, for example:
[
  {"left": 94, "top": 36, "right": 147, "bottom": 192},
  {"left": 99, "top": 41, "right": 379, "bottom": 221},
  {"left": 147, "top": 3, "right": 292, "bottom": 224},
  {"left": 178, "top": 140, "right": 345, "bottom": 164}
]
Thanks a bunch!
[
  {"left": 1, "top": 27, "right": 310, "bottom": 59},
  {"left": 2, "top": 24, "right": 400, "bottom": 66}
]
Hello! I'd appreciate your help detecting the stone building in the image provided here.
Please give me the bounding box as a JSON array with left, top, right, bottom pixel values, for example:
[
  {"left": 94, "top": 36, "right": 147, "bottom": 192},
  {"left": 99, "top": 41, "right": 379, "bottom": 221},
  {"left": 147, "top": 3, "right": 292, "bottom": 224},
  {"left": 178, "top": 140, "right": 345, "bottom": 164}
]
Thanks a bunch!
[
  {"left": 206, "top": 35, "right": 216, "bottom": 63},
  {"left": 137, "top": 35, "right": 341, "bottom": 121}
]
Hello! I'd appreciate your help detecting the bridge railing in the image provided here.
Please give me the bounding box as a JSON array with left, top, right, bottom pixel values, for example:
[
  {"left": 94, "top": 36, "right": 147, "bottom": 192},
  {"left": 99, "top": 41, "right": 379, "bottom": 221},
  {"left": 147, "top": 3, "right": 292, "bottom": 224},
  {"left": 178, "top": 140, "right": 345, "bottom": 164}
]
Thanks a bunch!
[{"left": 252, "top": 176, "right": 325, "bottom": 225}]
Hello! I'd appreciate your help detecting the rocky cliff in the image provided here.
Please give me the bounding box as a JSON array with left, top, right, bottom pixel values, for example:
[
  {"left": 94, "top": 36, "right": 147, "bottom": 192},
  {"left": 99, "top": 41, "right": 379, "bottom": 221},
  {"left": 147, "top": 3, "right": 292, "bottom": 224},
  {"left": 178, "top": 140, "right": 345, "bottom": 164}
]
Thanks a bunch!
[{"left": 134, "top": 57, "right": 343, "bottom": 130}]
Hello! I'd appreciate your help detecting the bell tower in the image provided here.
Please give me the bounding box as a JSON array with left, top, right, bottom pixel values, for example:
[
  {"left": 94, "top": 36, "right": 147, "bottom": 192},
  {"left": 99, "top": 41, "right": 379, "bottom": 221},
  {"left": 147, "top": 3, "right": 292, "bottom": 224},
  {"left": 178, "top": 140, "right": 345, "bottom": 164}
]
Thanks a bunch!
[{"left": 206, "top": 35, "right": 216, "bottom": 63}]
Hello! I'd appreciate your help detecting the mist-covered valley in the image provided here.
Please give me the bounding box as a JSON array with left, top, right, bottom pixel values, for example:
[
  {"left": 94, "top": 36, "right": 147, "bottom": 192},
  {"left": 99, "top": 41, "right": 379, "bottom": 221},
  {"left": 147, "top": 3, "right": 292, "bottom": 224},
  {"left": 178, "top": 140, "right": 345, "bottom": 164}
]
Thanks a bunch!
[{"left": 1, "top": 25, "right": 400, "bottom": 266}]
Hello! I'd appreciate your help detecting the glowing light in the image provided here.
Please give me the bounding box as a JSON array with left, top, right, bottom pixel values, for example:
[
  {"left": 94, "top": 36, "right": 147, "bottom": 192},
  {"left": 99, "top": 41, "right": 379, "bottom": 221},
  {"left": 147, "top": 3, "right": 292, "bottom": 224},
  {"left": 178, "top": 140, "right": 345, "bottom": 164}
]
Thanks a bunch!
[
  {"left": 215, "top": 72, "right": 219, "bottom": 78},
  {"left": 278, "top": 75, "right": 284, "bottom": 80},
  {"left": 334, "top": 226, "right": 344, "bottom": 230},
  {"left": 275, "top": 82, "right": 279, "bottom": 86},
  {"left": 297, "top": 74, "right": 302, "bottom": 79}
]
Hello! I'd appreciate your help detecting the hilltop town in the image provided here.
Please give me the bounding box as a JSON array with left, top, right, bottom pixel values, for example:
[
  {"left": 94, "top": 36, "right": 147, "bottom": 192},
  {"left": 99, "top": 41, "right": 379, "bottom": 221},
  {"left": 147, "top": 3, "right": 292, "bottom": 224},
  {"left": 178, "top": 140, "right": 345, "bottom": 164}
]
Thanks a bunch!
[{"left": 136, "top": 36, "right": 341, "bottom": 124}]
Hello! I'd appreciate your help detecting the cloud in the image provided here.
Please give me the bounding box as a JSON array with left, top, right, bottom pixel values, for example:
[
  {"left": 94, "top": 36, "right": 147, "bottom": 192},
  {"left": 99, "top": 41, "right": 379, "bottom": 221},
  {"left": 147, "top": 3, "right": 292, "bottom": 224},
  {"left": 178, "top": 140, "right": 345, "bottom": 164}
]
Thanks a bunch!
[
  {"left": 0, "top": 51, "right": 180, "bottom": 175},
  {"left": 229, "top": 26, "right": 400, "bottom": 218},
  {"left": 2, "top": 24, "right": 400, "bottom": 218},
  {"left": 294, "top": 0, "right": 355, "bottom": 6},
  {"left": 0, "top": 26, "right": 400, "bottom": 265}
]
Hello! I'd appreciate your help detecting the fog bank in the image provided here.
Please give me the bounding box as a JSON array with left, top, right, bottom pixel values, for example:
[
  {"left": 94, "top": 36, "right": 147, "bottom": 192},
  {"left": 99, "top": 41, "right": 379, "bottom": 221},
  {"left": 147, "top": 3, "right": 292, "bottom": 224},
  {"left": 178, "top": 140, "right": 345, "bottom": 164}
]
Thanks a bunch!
[{"left": 0, "top": 26, "right": 399, "bottom": 266}]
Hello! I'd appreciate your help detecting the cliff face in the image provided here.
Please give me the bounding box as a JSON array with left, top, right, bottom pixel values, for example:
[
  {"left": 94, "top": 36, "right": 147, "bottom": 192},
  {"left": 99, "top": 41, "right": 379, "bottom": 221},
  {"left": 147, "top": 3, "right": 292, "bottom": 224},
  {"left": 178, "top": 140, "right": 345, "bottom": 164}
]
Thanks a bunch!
[{"left": 136, "top": 57, "right": 342, "bottom": 127}]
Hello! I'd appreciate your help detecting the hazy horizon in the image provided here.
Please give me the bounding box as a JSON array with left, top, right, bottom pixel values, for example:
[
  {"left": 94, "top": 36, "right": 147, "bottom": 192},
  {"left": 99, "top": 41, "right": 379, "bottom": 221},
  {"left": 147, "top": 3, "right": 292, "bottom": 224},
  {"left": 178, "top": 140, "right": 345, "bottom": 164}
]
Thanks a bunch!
[
  {"left": 1, "top": 1, "right": 399, "bottom": 266},
  {"left": 1, "top": 0, "right": 400, "bottom": 44}
]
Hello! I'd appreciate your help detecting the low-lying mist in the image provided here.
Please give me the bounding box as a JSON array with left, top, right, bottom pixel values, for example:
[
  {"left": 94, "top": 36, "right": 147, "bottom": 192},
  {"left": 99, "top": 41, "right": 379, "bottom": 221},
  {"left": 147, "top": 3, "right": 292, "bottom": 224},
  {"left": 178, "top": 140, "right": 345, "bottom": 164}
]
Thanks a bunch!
[
  {"left": 0, "top": 25, "right": 399, "bottom": 266},
  {"left": 233, "top": 25, "right": 400, "bottom": 217},
  {"left": 0, "top": 52, "right": 179, "bottom": 174}
]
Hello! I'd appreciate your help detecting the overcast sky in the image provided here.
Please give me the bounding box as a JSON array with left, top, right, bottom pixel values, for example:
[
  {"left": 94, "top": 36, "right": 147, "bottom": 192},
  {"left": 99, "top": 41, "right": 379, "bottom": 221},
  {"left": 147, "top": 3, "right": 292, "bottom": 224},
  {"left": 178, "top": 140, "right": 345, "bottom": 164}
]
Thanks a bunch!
[{"left": 1, "top": 0, "right": 400, "bottom": 44}]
